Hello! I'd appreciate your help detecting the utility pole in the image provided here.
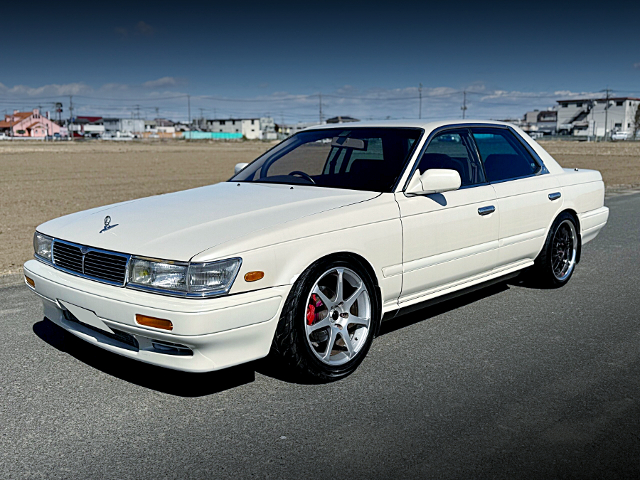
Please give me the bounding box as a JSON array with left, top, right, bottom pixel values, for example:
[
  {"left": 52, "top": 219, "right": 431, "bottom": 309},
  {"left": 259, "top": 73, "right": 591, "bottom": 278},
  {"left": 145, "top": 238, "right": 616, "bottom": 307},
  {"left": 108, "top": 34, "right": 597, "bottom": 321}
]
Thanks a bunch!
[
  {"left": 461, "top": 91, "right": 468, "bottom": 119},
  {"left": 199, "top": 108, "right": 205, "bottom": 130},
  {"left": 155, "top": 107, "right": 159, "bottom": 120},
  {"left": 319, "top": 93, "right": 323, "bottom": 124},
  {"left": 418, "top": 83, "right": 423, "bottom": 120},
  {"left": 69, "top": 95, "right": 74, "bottom": 141},
  {"left": 187, "top": 95, "right": 191, "bottom": 138},
  {"left": 603, "top": 87, "right": 611, "bottom": 141}
]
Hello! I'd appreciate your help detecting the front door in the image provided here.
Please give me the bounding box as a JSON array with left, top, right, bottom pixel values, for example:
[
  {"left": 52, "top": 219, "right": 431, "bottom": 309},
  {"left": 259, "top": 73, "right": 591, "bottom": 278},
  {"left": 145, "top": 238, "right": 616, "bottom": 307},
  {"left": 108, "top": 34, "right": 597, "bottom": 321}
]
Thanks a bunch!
[{"left": 396, "top": 128, "right": 499, "bottom": 306}]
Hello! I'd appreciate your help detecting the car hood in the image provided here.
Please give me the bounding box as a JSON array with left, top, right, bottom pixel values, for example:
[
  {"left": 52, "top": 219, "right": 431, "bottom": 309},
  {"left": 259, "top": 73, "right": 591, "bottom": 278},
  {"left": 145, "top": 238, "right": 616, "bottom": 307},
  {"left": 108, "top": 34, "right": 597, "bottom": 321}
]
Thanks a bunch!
[{"left": 38, "top": 182, "right": 378, "bottom": 261}]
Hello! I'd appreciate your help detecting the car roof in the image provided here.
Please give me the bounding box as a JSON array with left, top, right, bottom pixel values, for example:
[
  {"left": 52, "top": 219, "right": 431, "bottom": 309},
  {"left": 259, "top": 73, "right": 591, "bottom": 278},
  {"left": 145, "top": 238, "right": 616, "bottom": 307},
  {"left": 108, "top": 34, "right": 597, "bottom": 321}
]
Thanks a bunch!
[{"left": 302, "top": 119, "right": 516, "bottom": 132}]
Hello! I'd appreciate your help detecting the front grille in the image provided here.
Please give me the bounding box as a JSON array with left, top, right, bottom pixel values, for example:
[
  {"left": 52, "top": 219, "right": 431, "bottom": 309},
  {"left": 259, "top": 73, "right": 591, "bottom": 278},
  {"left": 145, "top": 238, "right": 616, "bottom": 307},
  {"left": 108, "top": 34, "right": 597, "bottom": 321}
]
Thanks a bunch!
[
  {"left": 52, "top": 242, "right": 83, "bottom": 273},
  {"left": 84, "top": 251, "right": 128, "bottom": 284},
  {"left": 52, "top": 240, "right": 129, "bottom": 286}
]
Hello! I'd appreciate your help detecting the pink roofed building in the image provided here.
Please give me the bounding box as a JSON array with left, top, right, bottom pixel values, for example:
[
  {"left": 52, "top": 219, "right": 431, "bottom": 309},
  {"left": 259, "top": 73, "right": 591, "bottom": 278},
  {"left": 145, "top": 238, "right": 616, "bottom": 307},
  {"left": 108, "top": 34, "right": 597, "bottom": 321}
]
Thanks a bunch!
[{"left": 0, "top": 109, "right": 61, "bottom": 138}]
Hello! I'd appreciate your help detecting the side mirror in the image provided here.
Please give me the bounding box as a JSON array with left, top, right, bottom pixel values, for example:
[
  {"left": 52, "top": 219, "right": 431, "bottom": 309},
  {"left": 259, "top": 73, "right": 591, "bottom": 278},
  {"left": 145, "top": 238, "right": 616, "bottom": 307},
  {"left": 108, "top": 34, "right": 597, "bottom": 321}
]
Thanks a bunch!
[
  {"left": 234, "top": 163, "right": 249, "bottom": 175},
  {"left": 406, "top": 169, "right": 461, "bottom": 195}
]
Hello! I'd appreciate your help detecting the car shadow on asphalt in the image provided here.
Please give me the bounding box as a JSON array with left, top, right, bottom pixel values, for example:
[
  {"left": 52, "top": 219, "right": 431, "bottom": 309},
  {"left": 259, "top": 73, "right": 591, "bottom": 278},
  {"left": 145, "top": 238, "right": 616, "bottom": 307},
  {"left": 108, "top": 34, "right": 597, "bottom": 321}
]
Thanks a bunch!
[
  {"left": 255, "top": 282, "right": 512, "bottom": 386},
  {"left": 33, "top": 318, "right": 255, "bottom": 397},
  {"left": 378, "top": 282, "right": 510, "bottom": 336}
]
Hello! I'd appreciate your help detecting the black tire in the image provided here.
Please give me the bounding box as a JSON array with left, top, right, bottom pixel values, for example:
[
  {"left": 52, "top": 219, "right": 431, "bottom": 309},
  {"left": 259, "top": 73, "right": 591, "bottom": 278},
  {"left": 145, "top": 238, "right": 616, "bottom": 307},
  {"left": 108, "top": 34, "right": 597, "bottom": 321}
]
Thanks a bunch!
[
  {"left": 271, "top": 255, "right": 380, "bottom": 382},
  {"left": 532, "top": 212, "right": 580, "bottom": 288}
]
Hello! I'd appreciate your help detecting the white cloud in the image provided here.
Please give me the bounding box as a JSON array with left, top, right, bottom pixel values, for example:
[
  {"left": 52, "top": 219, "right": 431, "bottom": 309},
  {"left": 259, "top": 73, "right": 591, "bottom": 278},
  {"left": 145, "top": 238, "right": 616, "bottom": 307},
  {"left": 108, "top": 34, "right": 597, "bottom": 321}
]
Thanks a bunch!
[
  {"left": 0, "top": 82, "right": 93, "bottom": 97},
  {"left": 142, "top": 77, "right": 179, "bottom": 88}
]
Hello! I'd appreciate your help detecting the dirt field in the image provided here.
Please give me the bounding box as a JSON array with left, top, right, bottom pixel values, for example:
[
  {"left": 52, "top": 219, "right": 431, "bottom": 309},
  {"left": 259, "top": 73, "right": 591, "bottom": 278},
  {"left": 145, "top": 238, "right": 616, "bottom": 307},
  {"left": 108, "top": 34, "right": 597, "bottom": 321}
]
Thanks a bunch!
[
  {"left": 538, "top": 140, "right": 640, "bottom": 189},
  {"left": 1, "top": 139, "right": 639, "bottom": 276}
]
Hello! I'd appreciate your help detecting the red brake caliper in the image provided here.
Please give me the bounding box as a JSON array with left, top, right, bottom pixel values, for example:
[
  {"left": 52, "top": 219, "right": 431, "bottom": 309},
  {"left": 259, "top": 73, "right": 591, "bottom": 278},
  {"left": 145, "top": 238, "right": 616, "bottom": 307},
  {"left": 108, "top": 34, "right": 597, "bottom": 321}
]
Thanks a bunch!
[{"left": 306, "top": 294, "right": 323, "bottom": 325}]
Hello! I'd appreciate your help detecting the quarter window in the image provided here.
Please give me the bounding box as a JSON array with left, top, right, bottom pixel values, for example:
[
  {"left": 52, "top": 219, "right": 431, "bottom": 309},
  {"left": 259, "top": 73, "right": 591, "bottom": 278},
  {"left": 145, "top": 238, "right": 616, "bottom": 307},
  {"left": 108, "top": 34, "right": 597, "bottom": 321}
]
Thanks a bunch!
[
  {"left": 472, "top": 128, "right": 540, "bottom": 182},
  {"left": 417, "top": 129, "right": 485, "bottom": 187}
]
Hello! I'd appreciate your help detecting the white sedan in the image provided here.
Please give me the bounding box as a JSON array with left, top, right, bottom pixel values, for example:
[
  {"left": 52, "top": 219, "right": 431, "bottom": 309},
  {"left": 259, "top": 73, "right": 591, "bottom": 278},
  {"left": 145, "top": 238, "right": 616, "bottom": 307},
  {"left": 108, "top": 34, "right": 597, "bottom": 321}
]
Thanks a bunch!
[{"left": 24, "top": 120, "right": 609, "bottom": 380}]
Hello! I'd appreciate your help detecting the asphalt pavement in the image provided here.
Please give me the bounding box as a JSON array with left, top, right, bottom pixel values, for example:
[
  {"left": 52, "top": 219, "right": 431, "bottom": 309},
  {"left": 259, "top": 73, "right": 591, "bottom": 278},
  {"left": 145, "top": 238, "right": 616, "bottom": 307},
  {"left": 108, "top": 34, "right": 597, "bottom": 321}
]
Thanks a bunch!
[{"left": 1, "top": 193, "right": 639, "bottom": 479}]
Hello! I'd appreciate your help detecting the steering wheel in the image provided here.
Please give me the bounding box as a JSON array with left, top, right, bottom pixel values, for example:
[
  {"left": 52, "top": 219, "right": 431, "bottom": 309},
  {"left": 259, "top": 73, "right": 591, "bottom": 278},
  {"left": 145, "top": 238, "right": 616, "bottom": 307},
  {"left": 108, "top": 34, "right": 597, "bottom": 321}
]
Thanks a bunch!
[{"left": 288, "top": 171, "right": 316, "bottom": 184}]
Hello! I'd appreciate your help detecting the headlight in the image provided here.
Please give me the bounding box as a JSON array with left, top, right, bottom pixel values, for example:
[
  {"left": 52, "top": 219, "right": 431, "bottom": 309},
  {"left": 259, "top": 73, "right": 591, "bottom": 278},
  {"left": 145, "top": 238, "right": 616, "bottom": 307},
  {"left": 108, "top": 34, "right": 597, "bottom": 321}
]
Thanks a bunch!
[
  {"left": 128, "top": 257, "right": 242, "bottom": 297},
  {"left": 129, "top": 258, "right": 188, "bottom": 292},
  {"left": 34, "top": 232, "right": 53, "bottom": 262}
]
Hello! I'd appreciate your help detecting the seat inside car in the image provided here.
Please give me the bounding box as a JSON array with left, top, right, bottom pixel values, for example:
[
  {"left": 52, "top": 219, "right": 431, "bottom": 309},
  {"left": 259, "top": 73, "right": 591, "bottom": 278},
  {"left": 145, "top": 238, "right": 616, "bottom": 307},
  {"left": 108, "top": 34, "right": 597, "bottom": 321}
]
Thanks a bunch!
[{"left": 418, "top": 153, "right": 469, "bottom": 184}]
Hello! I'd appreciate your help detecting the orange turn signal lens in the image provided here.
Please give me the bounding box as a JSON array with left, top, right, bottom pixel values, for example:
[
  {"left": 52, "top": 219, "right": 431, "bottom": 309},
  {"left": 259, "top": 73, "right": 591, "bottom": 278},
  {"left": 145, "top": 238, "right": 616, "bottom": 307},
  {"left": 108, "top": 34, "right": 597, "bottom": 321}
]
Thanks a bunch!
[
  {"left": 25, "top": 275, "right": 35, "bottom": 288},
  {"left": 135, "top": 314, "right": 173, "bottom": 331},
  {"left": 244, "top": 271, "right": 264, "bottom": 282}
]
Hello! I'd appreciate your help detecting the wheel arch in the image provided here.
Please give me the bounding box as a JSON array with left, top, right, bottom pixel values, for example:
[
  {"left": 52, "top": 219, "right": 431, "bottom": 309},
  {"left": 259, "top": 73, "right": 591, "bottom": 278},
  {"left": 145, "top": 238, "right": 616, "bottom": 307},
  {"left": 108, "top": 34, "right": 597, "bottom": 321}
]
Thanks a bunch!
[
  {"left": 305, "top": 251, "right": 383, "bottom": 334},
  {"left": 540, "top": 208, "right": 582, "bottom": 264},
  {"left": 558, "top": 208, "right": 582, "bottom": 263}
]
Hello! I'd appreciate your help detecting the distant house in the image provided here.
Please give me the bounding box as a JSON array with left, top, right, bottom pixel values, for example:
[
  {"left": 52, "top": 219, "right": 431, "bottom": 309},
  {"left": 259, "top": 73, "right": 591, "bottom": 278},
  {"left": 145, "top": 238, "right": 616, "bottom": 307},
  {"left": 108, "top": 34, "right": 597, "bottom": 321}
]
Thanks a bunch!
[
  {"left": 556, "top": 97, "right": 640, "bottom": 137},
  {"left": 275, "top": 122, "right": 321, "bottom": 138},
  {"left": 73, "top": 116, "right": 105, "bottom": 138},
  {"left": 521, "top": 110, "right": 557, "bottom": 135},
  {"left": 103, "top": 118, "right": 145, "bottom": 137},
  {"left": 0, "top": 109, "right": 61, "bottom": 138},
  {"left": 143, "top": 118, "right": 177, "bottom": 138},
  {"left": 204, "top": 117, "right": 277, "bottom": 140}
]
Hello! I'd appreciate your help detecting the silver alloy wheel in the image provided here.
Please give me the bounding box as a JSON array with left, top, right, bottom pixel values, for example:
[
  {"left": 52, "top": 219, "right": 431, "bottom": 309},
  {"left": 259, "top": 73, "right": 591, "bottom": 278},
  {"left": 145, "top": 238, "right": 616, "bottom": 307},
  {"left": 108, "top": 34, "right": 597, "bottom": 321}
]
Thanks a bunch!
[
  {"left": 551, "top": 219, "right": 578, "bottom": 281},
  {"left": 304, "top": 267, "right": 371, "bottom": 366}
]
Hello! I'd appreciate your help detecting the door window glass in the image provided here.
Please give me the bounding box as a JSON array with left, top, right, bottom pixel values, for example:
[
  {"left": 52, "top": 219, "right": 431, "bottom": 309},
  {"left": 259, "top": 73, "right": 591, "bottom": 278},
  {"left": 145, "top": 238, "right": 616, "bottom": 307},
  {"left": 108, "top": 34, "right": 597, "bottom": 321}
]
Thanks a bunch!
[
  {"left": 472, "top": 128, "right": 540, "bottom": 182},
  {"left": 416, "top": 129, "right": 486, "bottom": 187}
]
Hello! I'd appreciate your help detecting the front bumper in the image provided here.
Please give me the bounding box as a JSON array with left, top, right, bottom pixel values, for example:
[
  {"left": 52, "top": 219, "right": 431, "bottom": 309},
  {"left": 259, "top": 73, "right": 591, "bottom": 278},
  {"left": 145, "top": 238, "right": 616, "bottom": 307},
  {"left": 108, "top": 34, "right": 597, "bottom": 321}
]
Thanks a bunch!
[{"left": 24, "top": 259, "right": 290, "bottom": 372}]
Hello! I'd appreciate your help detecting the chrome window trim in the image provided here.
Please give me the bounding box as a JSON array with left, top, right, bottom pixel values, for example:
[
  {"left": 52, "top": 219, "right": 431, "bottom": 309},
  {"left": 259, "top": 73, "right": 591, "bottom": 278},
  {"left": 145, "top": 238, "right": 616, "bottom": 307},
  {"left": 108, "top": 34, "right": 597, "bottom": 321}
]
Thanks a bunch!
[
  {"left": 470, "top": 126, "right": 548, "bottom": 183},
  {"left": 400, "top": 123, "right": 550, "bottom": 193},
  {"left": 401, "top": 124, "right": 489, "bottom": 194}
]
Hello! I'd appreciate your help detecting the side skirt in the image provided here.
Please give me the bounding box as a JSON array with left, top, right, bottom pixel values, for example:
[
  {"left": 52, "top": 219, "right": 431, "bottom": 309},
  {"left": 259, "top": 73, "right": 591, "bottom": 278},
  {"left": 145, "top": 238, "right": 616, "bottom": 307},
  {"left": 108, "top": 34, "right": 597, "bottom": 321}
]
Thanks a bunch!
[{"left": 381, "top": 271, "right": 520, "bottom": 322}]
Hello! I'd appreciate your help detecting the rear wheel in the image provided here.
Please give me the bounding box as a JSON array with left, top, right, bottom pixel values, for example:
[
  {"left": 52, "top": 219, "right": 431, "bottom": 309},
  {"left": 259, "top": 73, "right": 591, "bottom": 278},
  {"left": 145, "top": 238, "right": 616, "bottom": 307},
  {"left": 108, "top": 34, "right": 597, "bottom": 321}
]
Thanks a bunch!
[
  {"left": 271, "top": 256, "right": 379, "bottom": 381},
  {"left": 532, "top": 212, "right": 579, "bottom": 288}
]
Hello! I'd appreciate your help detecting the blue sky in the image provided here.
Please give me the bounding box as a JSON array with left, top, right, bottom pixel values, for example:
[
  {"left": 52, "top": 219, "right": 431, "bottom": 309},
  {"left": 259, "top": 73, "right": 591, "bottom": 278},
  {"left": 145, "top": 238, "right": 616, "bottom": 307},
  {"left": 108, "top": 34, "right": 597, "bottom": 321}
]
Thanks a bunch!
[{"left": 1, "top": 0, "right": 639, "bottom": 123}]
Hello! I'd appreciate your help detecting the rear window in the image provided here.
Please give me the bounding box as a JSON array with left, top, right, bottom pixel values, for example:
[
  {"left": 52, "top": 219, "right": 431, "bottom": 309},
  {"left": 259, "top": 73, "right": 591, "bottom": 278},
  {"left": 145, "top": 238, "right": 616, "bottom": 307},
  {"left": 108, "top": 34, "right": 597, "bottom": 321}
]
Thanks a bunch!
[{"left": 472, "top": 128, "right": 540, "bottom": 182}]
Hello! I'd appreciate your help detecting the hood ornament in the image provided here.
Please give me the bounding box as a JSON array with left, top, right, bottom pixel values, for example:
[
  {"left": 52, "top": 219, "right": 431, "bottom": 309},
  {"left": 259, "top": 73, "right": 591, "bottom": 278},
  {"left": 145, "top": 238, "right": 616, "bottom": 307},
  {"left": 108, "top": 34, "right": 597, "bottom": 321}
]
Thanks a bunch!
[{"left": 100, "top": 215, "right": 118, "bottom": 233}]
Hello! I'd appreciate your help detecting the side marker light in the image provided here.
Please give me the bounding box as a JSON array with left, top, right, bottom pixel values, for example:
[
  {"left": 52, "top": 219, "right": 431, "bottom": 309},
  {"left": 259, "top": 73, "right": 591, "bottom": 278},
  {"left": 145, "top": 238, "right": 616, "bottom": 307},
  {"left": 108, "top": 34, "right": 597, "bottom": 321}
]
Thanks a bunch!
[
  {"left": 135, "top": 314, "right": 174, "bottom": 331},
  {"left": 244, "top": 271, "right": 265, "bottom": 282}
]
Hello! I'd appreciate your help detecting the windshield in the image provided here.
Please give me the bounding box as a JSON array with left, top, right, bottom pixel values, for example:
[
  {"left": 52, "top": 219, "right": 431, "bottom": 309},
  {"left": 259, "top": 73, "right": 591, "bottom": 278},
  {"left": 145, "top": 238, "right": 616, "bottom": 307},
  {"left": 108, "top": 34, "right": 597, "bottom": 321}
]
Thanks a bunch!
[{"left": 231, "top": 127, "right": 422, "bottom": 192}]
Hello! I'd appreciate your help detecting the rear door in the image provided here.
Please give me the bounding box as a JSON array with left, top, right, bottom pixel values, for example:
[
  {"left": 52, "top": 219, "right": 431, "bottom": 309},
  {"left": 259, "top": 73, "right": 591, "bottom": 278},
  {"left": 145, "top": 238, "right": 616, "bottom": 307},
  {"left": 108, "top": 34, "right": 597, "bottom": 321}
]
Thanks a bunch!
[
  {"left": 396, "top": 128, "right": 499, "bottom": 305},
  {"left": 471, "top": 127, "right": 561, "bottom": 268}
]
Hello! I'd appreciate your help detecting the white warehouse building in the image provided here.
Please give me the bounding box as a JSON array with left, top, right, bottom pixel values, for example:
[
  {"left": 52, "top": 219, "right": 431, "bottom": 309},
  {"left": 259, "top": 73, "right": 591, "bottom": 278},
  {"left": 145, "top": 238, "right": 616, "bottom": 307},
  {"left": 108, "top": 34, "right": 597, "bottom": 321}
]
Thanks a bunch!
[
  {"left": 556, "top": 97, "right": 640, "bottom": 138},
  {"left": 205, "top": 117, "right": 276, "bottom": 140}
]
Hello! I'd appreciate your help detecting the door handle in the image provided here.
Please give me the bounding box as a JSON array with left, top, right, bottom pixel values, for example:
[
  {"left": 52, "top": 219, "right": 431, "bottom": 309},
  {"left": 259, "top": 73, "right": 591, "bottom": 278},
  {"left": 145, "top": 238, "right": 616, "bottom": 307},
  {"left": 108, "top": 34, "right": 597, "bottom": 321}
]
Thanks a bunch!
[
  {"left": 548, "top": 192, "right": 561, "bottom": 201},
  {"left": 478, "top": 205, "right": 495, "bottom": 216}
]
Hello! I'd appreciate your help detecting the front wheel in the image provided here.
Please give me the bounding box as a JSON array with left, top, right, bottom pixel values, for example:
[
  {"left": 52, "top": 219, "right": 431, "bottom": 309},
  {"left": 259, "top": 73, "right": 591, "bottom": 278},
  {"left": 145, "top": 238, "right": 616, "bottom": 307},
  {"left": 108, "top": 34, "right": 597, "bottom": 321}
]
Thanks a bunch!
[
  {"left": 532, "top": 212, "right": 580, "bottom": 288},
  {"left": 271, "top": 256, "right": 380, "bottom": 381}
]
